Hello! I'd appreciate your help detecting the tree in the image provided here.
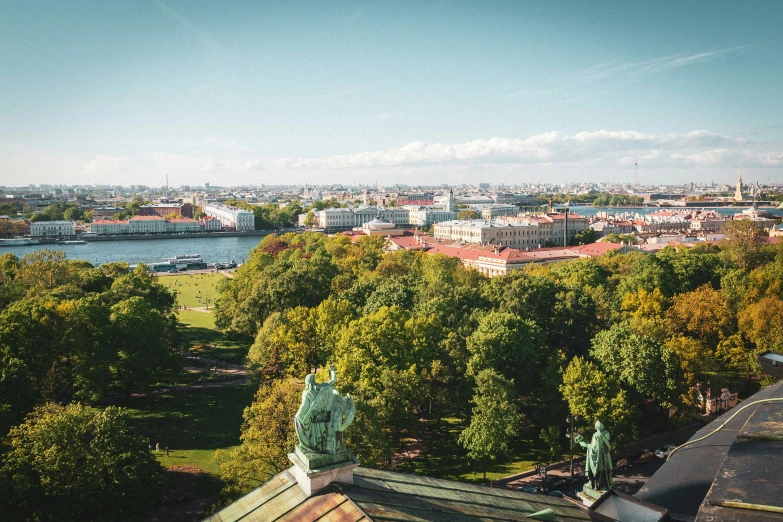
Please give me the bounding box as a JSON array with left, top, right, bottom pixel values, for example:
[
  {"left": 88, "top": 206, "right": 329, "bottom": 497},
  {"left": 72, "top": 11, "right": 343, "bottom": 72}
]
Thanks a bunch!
[
  {"left": 590, "top": 324, "right": 684, "bottom": 408},
  {"left": 303, "top": 210, "right": 314, "bottom": 227},
  {"left": 465, "top": 311, "right": 544, "bottom": 394},
  {"left": 539, "top": 425, "right": 563, "bottom": 464},
  {"left": 570, "top": 227, "right": 596, "bottom": 246},
  {"left": 621, "top": 288, "right": 668, "bottom": 341},
  {"left": 63, "top": 206, "right": 83, "bottom": 221},
  {"left": 560, "top": 357, "right": 636, "bottom": 447},
  {"left": 738, "top": 296, "right": 783, "bottom": 356},
  {"left": 458, "top": 369, "right": 523, "bottom": 479},
  {"left": 457, "top": 210, "right": 481, "bottom": 220},
  {"left": 603, "top": 233, "right": 638, "bottom": 245},
  {"left": 218, "top": 379, "right": 301, "bottom": 500},
  {"left": 110, "top": 297, "right": 176, "bottom": 394},
  {"left": 0, "top": 403, "right": 163, "bottom": 522},
  {"left": 721, "top": 219, "right": 767, "bottom": 270},
  {"left": 666, "top": 285, "right": 733, "bottom": 348}
]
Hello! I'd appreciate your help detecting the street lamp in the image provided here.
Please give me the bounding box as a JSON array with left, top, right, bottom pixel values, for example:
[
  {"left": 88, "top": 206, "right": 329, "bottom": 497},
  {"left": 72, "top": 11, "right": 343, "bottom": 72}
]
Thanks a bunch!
[{"left": 566, "top": 415, "right": 579, "bottom": 479}]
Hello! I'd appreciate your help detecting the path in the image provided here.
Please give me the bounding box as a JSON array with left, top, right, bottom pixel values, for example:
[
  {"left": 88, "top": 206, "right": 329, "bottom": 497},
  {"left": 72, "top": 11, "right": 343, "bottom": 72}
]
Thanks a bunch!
[{"left": 183, "top": 306, "right": 212, "bottom": 313}]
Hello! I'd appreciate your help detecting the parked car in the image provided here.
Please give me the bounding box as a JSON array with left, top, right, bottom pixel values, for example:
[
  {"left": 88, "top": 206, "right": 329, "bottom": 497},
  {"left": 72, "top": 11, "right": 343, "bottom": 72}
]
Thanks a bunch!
[
  {"left": 522, "top": 486, "right": 540, "bottom": 494},
  {"left": 654, "top": 444, "right": 678, "bottom": 459},
  {"left": 547, "top": 490, "right": 564, "bottom": 497}
]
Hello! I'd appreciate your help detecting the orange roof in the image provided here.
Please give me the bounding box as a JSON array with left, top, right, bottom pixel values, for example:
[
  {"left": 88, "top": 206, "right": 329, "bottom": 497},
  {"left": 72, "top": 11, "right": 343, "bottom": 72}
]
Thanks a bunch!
[
  {"left": 129, "top": 215, "right": 165, "bottom": 221},
  {"left": 92, "top": 219, "right": 126, "bottom": 225}
]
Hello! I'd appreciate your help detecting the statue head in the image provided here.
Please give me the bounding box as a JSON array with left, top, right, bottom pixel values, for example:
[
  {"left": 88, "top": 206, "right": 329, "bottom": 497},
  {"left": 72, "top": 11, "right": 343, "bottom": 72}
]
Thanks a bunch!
[
  {"left": 305, "top": 374, "right": 316, "bottom": 389},
  {"left": 595, "top": 420, "right": 604, "bottom": 431}
]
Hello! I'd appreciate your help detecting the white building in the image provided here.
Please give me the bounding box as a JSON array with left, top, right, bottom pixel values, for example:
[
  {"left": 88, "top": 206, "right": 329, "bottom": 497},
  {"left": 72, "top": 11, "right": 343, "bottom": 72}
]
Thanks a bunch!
[
  {"left": 166, "top": 218, "right": 201, "bottom": 233},
  {"left": 30, "top": 221, "right": 75, "bottom": 237},
  {"left": 90, "top": 219, "right": 129, "bottom": 235},
  {"left": 200, "top": 216, "right": 223, "bottom": 231},
  {"left": 204, "top": 203, "right": 255, "bottom": 231},
  {"left": 434, "top": 213, "right": 590, "bottom": 248},
  {"left": 317, "top": 205, "right": 458, "bottom": 231},
  {"left": 128, "top": 216, "right": 167, "bottom": 234}
]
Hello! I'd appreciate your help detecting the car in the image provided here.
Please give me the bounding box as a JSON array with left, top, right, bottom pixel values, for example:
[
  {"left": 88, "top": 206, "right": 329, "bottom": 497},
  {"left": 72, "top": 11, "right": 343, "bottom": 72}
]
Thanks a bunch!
[
  {"left": 654, "top": 444, "right": 678, "bottom": 459},
  {"left": 522, "top": 486, "right": 540, "bottom": 494},
  {"left": 547, "top": 490, "right": 563, "bottom": 497}
]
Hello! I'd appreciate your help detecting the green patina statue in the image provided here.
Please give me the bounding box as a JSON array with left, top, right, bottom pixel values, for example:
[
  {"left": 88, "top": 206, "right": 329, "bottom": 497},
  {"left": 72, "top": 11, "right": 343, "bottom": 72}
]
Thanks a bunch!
[
  {"left": 295, "top": 365, "right": 356, "bottom": 455},
  {"left": 575, "top": 421, "right": 613, "bottom": 491}
]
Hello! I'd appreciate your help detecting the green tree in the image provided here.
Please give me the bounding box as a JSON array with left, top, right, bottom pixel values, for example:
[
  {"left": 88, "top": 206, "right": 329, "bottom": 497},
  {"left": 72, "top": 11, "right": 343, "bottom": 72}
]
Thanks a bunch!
[
  {"left": 110, "top": 297, "right": 176, "bottom": 394},
  {"left": 458, "top": 369, "right": 523, "bottom": 479},
  {"left": 457, "top": 209, "right": 481, "bottom": 220},
  {"left": 218, "top": 379, "right": 301, "bottom": 500},
  {"left": 539, "top": 425, "right": 563, "bottom": 464},
  {"left": 560, "top": 357, "right": 636, "bottom": 446},
  {"left": 0, "top": 403, "right": 163, "bottom": 522},
  {"left": 721, "top": 219, "right": 767, "bottom": 270},
  {"left": 465, "top": 311, "right": 544, "bottom": 395},
  {"left": 570, "top": 227, "right": 596, "bottom": 246},
  {"left": 62, "top": 206, "right": 83, "bottom": 221},
  {"left": 590, "top": 324, "right": 684, "bottom": 408}
]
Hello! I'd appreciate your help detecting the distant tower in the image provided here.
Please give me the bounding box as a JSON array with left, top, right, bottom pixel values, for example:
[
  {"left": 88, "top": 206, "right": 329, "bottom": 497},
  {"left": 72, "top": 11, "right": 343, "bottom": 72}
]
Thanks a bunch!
[
  {"left": 445, "top": 189, "right": 456, "bottom": 213},
  {"left": 165, "top": 175, "right": 169, "bottom": 198},
  {"left": 634, "top": 150, "right": 639, "bottom": 188},
  {"left": 735, "top": 163, "right": 744, "bottom": 201}
]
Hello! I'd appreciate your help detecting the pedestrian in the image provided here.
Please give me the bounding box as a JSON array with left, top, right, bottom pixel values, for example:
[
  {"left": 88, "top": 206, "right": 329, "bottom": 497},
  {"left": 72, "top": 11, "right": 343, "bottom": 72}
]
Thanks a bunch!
[
  {"left": 165, "top": 447, "right": 169, "bottom": 457},
  {"left": 156, "top": 442, "right": 160, "bottom": 452}
]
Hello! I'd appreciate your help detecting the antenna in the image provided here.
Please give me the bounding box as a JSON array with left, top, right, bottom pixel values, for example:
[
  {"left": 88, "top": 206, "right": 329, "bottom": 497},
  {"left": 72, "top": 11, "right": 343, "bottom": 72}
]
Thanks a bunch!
[{"left": 634, "top": 150, "right": 639, "bottom": 188}]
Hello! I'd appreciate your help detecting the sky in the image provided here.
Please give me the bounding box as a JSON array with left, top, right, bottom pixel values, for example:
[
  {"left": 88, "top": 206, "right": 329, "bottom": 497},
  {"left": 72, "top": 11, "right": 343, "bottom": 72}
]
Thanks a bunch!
[{"left": 1, "top": 0, "right": 782, "bottom": 188}]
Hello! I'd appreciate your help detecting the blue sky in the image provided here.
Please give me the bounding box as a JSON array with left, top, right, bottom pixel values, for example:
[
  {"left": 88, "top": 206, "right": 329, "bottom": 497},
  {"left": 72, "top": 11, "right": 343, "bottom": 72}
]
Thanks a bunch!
[{"left": 1, "top": 1, "right": 782, "bottom": 187}]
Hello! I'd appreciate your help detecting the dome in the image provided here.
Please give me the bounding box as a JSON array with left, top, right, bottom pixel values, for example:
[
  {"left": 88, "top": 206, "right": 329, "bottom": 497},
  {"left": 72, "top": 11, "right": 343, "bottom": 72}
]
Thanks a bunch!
[{"left": 364, "top": 217, "right": 395, "bottom": 230}]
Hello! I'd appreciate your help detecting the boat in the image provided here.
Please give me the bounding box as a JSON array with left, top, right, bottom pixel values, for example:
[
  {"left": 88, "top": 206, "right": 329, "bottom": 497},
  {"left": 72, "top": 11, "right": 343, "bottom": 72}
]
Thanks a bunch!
[
  {"left": 57, "top": 240, "right": 87, "bottom": 245},
  {"left": 0, "top": 238, "right": 39, "bottom": 246},
  {"left": 155, "top": 254, "right": 207, "bottom": 271}
]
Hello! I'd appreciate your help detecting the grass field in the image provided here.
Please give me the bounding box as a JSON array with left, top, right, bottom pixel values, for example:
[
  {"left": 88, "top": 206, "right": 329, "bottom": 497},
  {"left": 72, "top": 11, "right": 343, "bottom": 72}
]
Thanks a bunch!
[
  {"left": 396, "top": 418, "right": 568, "bottom": 483},
  {"left": 121, "top": 385, "right": 255, "bottom": 497},
  {"left": 157, "top": 273, "right": 225, "bottom": 309},
  {"left": 177, "top": 310, "right": 250, "bottom": 364}
]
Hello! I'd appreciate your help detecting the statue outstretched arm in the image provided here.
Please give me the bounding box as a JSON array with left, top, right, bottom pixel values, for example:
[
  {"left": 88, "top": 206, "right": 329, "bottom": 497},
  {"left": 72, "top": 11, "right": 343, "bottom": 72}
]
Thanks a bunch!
[
  {"left": 326, "top": 364, "right": 337, "bottom": 386},
  {"left": 574, "top": 434, "right": 589, "bottom": 449}
]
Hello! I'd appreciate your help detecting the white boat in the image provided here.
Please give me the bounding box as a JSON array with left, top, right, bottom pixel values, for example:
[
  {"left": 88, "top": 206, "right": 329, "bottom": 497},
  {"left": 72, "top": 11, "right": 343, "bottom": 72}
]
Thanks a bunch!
[
  {"left": 58, "top": 240, "right": 87, "bottom": 245},
  {"left": 0, "top": 238, "right": 39, "bottom": 246}
]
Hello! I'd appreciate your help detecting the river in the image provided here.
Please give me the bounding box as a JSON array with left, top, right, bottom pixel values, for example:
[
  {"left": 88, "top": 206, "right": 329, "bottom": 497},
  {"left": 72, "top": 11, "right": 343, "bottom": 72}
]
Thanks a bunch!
[{"left": 0, "top": 236, "right": 267, "bottom": 266}]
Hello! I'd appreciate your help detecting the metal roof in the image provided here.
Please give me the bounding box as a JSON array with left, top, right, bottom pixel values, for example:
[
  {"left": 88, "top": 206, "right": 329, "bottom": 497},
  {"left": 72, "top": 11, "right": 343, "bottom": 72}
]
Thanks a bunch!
[{"left": 205, "top": 466, "right": 589, "bottom": 522}]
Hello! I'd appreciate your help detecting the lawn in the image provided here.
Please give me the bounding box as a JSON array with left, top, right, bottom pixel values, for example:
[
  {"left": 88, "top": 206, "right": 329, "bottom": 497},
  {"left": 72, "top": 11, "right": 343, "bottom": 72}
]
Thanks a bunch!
[
  {"left": 177, "top": 310, "right": 250, "bottom": 364},
  {"left": 157, "top": 273, "right": 225, "bottom": 309},
  {"left": 120, "top": 385, "right": 256, "bottom": 497},
  {"left": 396, "top": 417, "right": 569, "bottom": 483}
]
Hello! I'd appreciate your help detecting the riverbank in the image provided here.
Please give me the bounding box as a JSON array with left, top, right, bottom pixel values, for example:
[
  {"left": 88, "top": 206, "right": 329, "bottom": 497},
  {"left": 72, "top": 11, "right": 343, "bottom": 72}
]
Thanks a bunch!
[{"left": 82, "top": 230, "right": 275, "bottom": 242}]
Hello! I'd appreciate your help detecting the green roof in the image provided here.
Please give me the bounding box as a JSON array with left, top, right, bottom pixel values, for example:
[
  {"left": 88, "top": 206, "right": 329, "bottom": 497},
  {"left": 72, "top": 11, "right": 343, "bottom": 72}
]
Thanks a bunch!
[{"left": 205, "top": 466, "right": 589, "bottom": 522}]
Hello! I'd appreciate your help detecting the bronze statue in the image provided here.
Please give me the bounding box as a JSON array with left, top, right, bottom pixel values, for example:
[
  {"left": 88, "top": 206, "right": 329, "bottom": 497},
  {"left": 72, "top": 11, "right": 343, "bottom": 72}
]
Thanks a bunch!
[
  {"left": 575, "top": 420, "right": 613, "bottom": 490},
  {"left": 295, "top": 365, "right": 356, "bottom": 455}
]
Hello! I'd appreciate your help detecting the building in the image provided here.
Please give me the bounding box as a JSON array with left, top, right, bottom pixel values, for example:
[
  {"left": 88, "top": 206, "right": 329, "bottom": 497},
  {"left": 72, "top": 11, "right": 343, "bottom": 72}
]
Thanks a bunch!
[
  {"left": 203, "top": 203, "right": 255, "bottom": 231},
  {"left": 734, "top": 165, "right": 744, "bottom": 201},
  {"left": 478, "top": 204, "right": 519, "bottom": 219},
  {"left": 316, "top": 205, "right": 458, "bottom": 231},
  {"left": 90, "top": 219, "right": 129, "bottom": 235},
  {"left": 137, "top": 202, "right": 194, "bottom": 218},
  {"left": 30, "top": 220, "right": 75, "bottom": 237},
  {"left": 200, "top": 216, "right": 222, "bottom": 231},
  {"left": 165, "top": 217, "right": 201, "bottom": 233},
  {"left": 91, "top": 206, "right": 126, "bottom": 219},
  {"left": 434, "top": 213, "right": 589, "bottom": 249},
  {"left": 128, "top": 215, "right": 167, "bottom": 234}
]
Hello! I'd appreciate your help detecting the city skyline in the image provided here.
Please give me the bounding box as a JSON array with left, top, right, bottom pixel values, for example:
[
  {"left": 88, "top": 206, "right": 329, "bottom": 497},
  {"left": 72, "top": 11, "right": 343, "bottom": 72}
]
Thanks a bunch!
[{"left": 2, "top": 1, "right": 782, "bottom": 186}]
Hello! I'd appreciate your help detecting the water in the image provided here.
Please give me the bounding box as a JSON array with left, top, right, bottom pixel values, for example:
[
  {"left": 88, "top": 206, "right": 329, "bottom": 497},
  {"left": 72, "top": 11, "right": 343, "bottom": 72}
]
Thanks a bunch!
[
  {"left": 562, "top": 206, "right": 783, "bottom": 218},
  {"left": 0, "top": 236, "right": 267, "bottom": 266}
]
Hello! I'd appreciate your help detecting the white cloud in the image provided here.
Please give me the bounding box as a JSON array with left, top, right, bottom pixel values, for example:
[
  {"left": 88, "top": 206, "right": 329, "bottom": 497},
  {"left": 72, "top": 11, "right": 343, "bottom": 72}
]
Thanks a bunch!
[
  {"left": 81, "top": 154, "right": 129, "bottom": 176},
  {"left": 285, "top": 129, "right": 774, "bottom": 171}
]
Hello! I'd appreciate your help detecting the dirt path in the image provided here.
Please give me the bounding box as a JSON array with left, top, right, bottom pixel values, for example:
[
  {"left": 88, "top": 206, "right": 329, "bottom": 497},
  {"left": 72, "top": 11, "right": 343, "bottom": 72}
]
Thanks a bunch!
[{"left": 182, "top": 306, "right": 212, "bottom": 313}]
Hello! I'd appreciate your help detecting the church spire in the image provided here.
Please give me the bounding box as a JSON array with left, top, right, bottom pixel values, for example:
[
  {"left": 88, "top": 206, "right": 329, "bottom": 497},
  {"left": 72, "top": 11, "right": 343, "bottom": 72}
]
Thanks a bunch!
[{"left": 735, "top": 163, "right": 744, "bottom": 201}]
